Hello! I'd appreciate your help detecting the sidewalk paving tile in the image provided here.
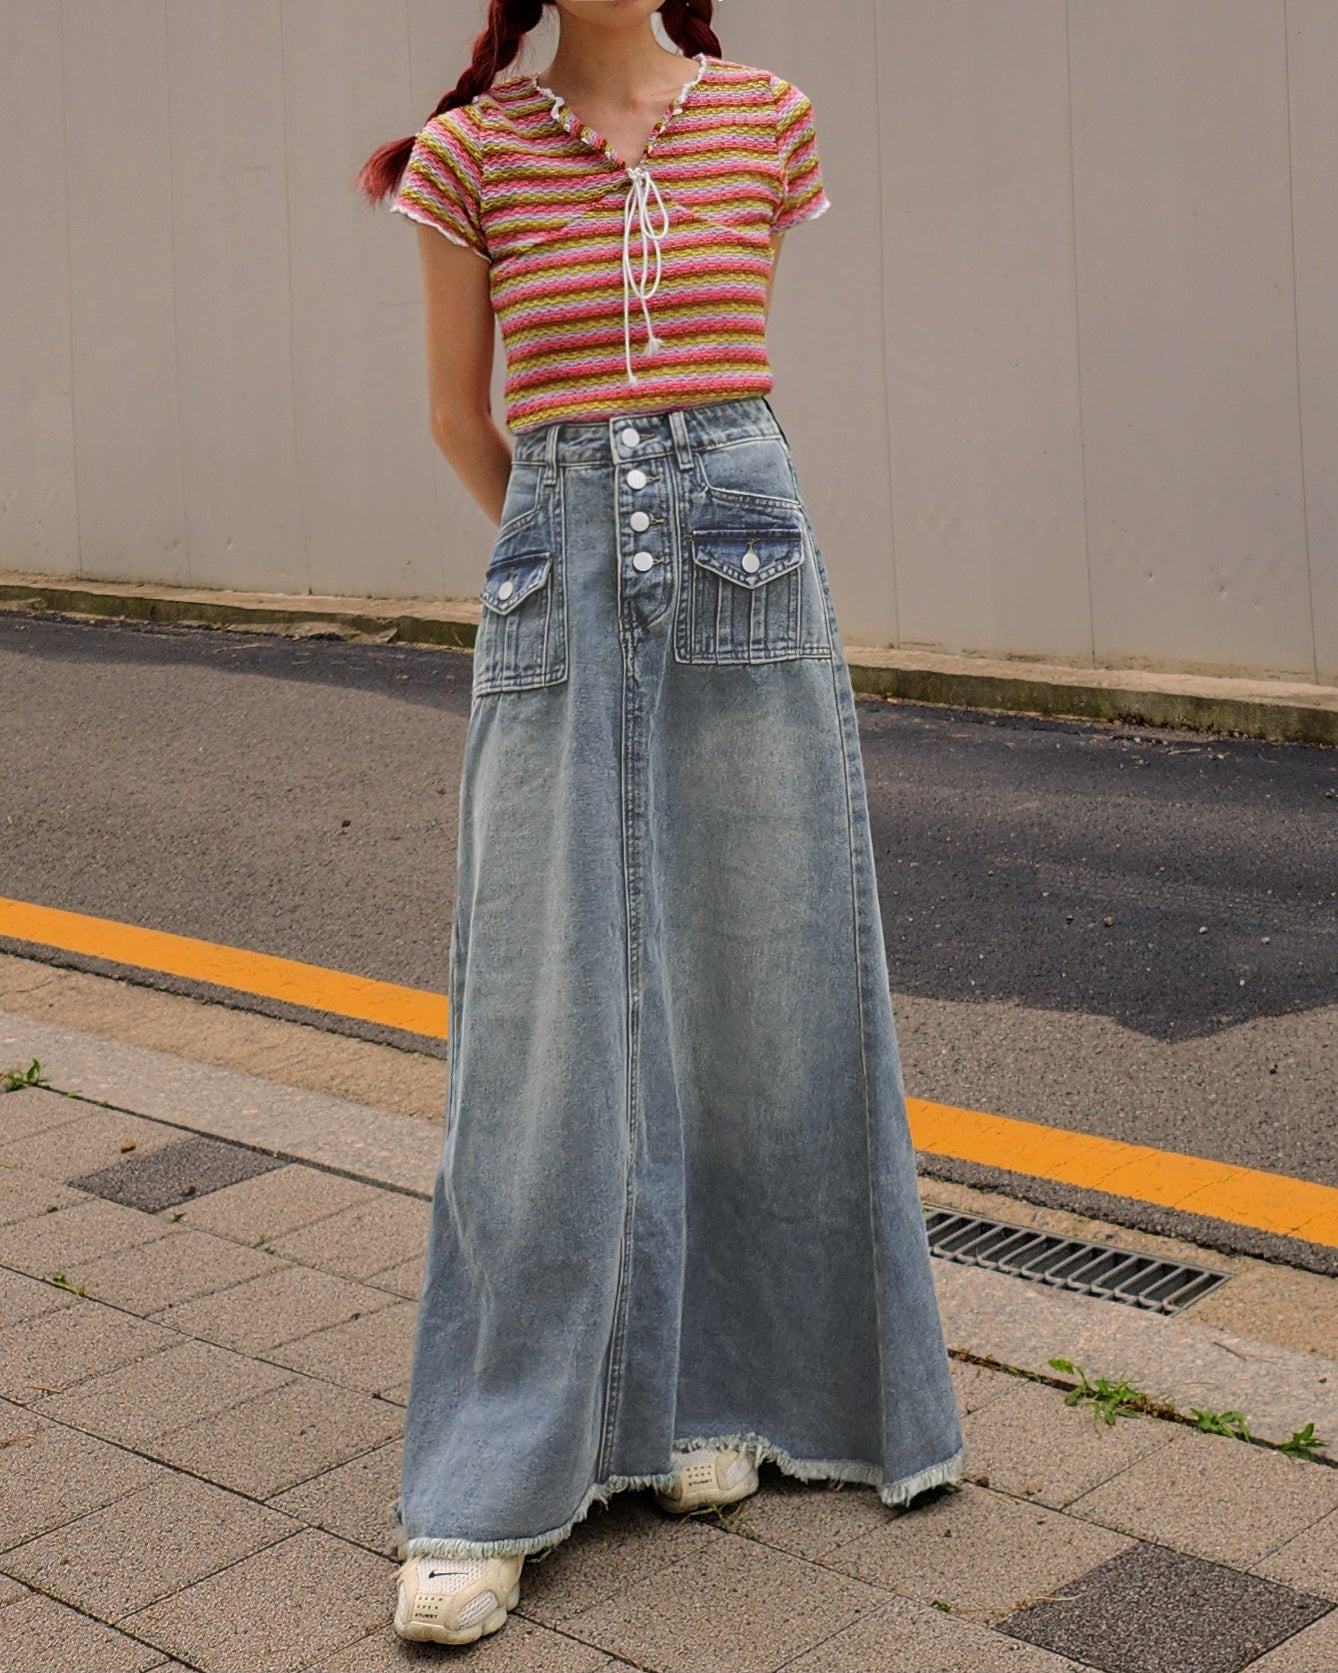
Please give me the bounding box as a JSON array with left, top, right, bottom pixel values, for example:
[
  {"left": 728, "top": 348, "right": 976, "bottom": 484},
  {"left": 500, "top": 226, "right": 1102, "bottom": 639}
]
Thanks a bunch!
[
  {"left": 70, "top": 1131, "right": 287, "bottom": 1213},
  {"left": 995, "top": 1541, "right": 1332, "bottom": 1673},
  {"left": 0, "top": 1589, "right": 167, "bottom": 1671},
  {"left": 0, "top": 1265, "right": 76, "bottom": 1328},
  {"left": 782, "top": 1592, "right": 1089, "bottom": 1671},
  {"left": 365, "top": 1254, "right": 426, "bottom": 1300},
  {"left": 152, "top": 1262, "right": 403, "bottom": 1355},
  {"left": 263, "top": 1192, "right": 430, "bottom": 1282},
  {"left": 0, "top": 1571, "right": 26, "bottom": 1605},
  {"left": 949, "top": 1357, "right": 1027, "bottom": 1417},
  {"left": 515, "top": 1496, "right": 717, "bottom": 1628},
  {"left": 0, "top": 1472, "right": 302, "bottom": 1619},
  {"left": 61, "top": 1225, "right": 285, "bottom": 1314},
  {"left": 1250, "top": 1607, "right": 1338, "bottom": 1669},
  {"left": 555, "top": 1525, "right": 889, "bottom": 1673},
  {"left": 725, "top": 1469, "right": 895, "bottom": 1563},
  {"left": 823, "top": 1482, "right": 1134, "bottom": 1622},
  {"left": 269, "top": 1438, "right": 403, "bottom": 1554},
  {"left": 318, "top": 1619, "right": 615, "bottom": 1671},
  {"left": 0, "top": 1195, "right": 179, "bottom": 1275},
  {"left": 959, "top": 1376, "right": 1181, "bottom": 1507},
  {"left": 0, "top": 1296, "right": 178, "bottom": 1404},
  {"left": 1063, "top": 1427, "right": 1338, "bottom": 1567},
  {"left": 0, "top": 1169, "right": 87, "bottom": 1227},
  {"left": 1252, "top": 1505, "right": 1338, "bottom": 1603},
  {"left": 0, "top": 1107, "right": 184, "bottom": 1181},
  {"left": 0, "top": 1085, "right": 100, "bottom": 1139},
  {"left": 161, "top": 1163, "right": 384, "bottom": 1247},
  {"left": 150, "top": 1372, "right": 404, "bottom": 1497},
  {"left": 0, "top": 1404, "right": 171, "bottom": 1550},
  {"left": 120, "top": 1525, "right": 393, "bottom": 1671},
  {"left": 265, "top": 1302, "right": 417, "bottom": 1395},
  {"left": 33, "top": 1335, "right": 296, "bottom": 1445}
]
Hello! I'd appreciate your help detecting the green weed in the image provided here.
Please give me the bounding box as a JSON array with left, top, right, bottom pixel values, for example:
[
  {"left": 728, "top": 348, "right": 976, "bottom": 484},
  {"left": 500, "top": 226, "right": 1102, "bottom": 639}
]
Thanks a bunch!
[
  {"left": 1277, "top": 1422, "right": 1327, "bottom": 1461},
  {"left": 1047, "top": 1357, "right": 1149, "bottom": 1424},
  {"left": 2, "top": 1059, "right": 47, "bottom": 1093},
  {"left": 1191, "top": 1406, "right": 1252, "bottom": 1440}
]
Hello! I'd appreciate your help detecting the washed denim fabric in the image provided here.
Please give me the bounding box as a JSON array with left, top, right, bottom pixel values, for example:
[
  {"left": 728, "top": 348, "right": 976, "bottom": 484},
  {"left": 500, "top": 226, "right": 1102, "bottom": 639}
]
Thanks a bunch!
[{"left": 391, "top": 395, "right": 964, "bottom": 1560}]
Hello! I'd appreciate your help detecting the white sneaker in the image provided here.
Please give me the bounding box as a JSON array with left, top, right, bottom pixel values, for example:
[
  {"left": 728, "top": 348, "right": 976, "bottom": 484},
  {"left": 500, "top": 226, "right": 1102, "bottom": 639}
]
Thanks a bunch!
[
  {"left": 393, "top": 1553, "right": 524, "bottom": 1645},
  {"left": 654, "top": 1447, "right": 760, "bottom": 1514}
]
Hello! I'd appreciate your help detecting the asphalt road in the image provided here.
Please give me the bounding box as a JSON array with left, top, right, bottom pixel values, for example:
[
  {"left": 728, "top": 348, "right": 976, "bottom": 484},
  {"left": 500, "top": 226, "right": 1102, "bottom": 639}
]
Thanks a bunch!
[{"left": 3, "top": 610, "right": 1335, "bottom": 1204}]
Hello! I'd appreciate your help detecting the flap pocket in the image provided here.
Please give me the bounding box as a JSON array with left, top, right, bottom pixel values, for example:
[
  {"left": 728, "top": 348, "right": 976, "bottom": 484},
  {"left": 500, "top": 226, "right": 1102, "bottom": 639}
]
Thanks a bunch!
[
  {"left": 480, "top": 551, "right": 552, "bottom": 615},
  {"left": 690, "top": 529, "right": 806, "bottom": 590}
]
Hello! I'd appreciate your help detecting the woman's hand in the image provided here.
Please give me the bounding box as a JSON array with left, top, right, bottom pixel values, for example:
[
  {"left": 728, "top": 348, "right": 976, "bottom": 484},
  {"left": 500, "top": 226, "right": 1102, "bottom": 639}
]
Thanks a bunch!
[{"left": 415, "top": 224, "right": 513, "bottom": 526}]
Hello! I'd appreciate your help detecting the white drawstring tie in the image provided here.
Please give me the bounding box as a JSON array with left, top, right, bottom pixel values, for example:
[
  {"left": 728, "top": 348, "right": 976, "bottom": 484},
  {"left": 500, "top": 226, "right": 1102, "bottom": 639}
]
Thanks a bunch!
[{"left": 622, "top": 164, "right": 669, "bottom": 384}]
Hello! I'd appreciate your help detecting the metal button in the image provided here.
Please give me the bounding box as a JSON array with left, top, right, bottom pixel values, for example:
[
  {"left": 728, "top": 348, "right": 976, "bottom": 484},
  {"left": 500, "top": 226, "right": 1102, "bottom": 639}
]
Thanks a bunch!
[
  {"left": 497, "top": 578, "right": 515, "bottom": 599},
  {"left": 627, "top": 468, "right": 648, "bottom": 490},
  {"left": 632, "top": 550, "right": 655, "bottom": 572},
  {"left": 741, "top": 548, "right": 761, "bottom": 575},
  {"left": 619, "top": 427, "right": 641, "bottom": 450},
  {"left": 629, "top": 511, "right": 651, "bottom": 533}
]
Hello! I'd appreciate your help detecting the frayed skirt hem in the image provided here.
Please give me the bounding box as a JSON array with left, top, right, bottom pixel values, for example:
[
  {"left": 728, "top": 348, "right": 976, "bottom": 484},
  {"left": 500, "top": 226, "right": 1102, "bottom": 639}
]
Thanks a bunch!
[{"left": 388, "top": 1434, "right": 966, "bottom": 1561}]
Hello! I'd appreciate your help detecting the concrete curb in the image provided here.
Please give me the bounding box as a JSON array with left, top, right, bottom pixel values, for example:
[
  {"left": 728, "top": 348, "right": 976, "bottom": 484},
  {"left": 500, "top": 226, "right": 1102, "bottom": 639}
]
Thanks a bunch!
[{"left": 3, "top": 570, "right": 1336, "bottom": 745}]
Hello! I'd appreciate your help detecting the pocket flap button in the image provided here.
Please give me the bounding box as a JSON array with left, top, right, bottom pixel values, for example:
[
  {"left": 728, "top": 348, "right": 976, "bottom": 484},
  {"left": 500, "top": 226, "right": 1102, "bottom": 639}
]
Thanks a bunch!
[
  {"left": 689, "top": 529, "right": 806, "bottom": 589},
  {"left": 481, "top": 551, "right": 552, "bottom": 613}
]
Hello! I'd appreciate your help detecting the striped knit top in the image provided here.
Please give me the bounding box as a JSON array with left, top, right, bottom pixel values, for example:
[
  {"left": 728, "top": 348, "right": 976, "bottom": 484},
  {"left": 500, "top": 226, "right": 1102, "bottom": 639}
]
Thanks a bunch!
[{"left": 389, "top": 54, "right": 830, "bottom": 432}]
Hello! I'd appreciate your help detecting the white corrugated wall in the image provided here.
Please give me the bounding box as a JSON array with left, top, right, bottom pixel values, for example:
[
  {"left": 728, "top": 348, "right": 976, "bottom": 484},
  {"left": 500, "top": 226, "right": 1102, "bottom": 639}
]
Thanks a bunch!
[{"left": 2, "top": 0, "right": 1335, "bottom": 681}]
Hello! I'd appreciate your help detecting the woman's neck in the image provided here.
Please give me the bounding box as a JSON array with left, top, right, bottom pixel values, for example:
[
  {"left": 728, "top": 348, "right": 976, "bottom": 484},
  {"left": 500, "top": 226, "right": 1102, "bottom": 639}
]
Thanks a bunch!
[{"left": 541, "top": 20, "right": 687, "bottom": 106}]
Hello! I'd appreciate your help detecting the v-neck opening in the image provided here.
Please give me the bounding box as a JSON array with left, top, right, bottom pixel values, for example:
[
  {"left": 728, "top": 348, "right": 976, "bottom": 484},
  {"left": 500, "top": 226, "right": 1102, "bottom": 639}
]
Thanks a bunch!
[{"left": 528, "top": 51, "right": 709, "bottom": 174}]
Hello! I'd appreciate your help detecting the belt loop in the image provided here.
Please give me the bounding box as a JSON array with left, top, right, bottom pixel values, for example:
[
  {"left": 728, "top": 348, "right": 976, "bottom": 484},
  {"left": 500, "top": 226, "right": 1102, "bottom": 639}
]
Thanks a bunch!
[
  {"left": 668, "top": 408, "right": 693, "bottom": 472},
  {"left": 542, "top": 421, "right": 561, "bottom": 487}
]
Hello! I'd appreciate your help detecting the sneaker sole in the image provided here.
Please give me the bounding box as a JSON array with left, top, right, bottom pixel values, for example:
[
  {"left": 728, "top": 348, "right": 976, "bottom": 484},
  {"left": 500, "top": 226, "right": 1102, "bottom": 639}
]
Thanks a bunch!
[
  {"left": 655, "top": 1474, "right": 759, "bottom": 1515},
  {"left": 393, "top": 1581, "right": 521, "bottom": 1645}
]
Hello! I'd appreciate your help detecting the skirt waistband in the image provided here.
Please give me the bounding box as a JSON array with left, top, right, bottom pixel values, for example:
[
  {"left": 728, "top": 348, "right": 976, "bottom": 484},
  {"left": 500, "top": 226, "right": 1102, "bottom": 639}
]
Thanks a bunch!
[{"left": 510, "top": 396, "right": 784, "bottom": 469}]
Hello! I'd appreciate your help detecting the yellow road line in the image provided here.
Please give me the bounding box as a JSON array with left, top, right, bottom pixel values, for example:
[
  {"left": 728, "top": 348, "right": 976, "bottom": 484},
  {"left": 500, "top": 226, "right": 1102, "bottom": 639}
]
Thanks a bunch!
[
  {"left": 908, "top": 1097, "right": 1338, "bottom": 1250},
  {"left": 0, "top": 897, "right": 447, "bottom": 1039},
  {"left": 3, "top": 897, "right": 1335, "bottom": 1249}
]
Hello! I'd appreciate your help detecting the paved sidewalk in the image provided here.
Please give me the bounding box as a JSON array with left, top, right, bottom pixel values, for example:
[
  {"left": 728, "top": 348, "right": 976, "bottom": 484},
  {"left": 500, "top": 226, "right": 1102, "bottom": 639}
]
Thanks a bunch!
[{"left": 3, "top": 1012, "right": 1338, "bottom": 1671}]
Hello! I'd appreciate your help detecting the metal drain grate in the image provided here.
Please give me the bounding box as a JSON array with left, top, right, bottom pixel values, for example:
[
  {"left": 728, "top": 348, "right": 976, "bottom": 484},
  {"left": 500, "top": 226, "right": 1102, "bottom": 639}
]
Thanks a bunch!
[{"left": 924, "top": 1208, "right": 1231, "bottom": 1314}]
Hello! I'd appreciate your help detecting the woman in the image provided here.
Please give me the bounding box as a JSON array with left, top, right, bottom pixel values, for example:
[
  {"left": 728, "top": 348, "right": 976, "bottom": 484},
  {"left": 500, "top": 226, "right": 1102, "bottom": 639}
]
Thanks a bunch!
[{"left": 360, "top": 0, "right": 964, "bottom": 1646}]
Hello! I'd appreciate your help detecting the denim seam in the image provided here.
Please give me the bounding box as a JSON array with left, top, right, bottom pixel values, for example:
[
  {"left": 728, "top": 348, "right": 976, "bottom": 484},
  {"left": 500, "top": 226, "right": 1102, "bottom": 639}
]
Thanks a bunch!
[
  {"left": 593, "top": 626, "right": 643, "bottom": 1480},
  {"left": 830, "top": 644, "right": 890, "bottom": 1465}
]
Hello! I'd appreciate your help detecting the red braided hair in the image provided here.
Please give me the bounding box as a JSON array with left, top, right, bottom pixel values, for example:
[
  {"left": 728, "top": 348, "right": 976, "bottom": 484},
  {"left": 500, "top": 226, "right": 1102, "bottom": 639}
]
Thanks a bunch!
[{"left": 357, "top": 0, "right": 721, "bottom": 204}]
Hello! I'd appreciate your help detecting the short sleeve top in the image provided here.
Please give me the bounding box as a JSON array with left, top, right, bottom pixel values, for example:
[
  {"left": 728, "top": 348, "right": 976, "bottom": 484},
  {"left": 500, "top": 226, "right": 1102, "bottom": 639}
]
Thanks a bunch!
[{"left": 389, "top": 55, "right": 830, "bottom": 432}]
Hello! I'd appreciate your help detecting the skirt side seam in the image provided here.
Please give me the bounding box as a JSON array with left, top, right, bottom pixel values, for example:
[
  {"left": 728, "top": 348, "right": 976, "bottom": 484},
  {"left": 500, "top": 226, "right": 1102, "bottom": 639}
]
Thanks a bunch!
[{"left": 828, "top": 648, "right": 891, "bottom": 1456}]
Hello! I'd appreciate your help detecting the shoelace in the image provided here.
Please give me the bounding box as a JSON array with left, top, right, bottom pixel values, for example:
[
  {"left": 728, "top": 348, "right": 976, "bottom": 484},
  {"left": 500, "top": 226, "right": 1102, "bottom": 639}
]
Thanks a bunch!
[{"left": 621, "top": 163, "right": 669, "bottom": 384}]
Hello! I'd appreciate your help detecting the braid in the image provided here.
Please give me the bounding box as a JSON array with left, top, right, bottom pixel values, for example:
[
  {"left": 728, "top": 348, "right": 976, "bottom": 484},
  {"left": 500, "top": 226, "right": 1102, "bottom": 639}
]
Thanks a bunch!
[
  {"left": 659, "top": 0, "right": 722, "bottom": 59},
  {"left": 440, "top": 0, "right": 546, "bottom": 114},
  {"left": 357, "top": 0, "right": 545, "bottom": 204}
]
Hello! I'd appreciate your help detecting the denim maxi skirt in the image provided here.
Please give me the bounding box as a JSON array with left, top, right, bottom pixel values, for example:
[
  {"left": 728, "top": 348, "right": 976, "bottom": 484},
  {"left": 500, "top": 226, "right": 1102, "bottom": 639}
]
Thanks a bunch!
[{"left": 390, "top": 395, "right": 965, "bottom": 1561}]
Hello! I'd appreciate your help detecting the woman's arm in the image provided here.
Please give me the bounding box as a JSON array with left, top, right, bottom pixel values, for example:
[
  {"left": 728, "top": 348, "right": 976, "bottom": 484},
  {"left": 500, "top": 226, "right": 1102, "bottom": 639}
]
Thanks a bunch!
[{"left": 415, "top": 223, "right": 512, "bottom": 526}]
